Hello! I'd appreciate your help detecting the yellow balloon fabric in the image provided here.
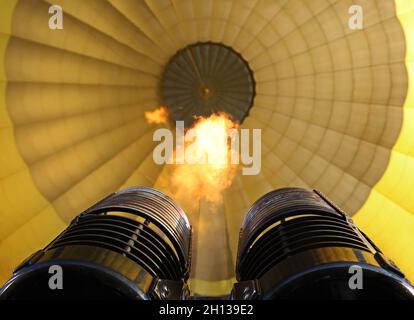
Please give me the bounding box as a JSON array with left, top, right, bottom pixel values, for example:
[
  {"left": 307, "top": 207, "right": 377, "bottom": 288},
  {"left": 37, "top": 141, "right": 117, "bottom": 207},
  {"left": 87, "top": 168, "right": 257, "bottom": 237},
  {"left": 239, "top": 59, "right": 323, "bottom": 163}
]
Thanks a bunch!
[{"left": 0, "top": 0, "right": 413, "bottom": 297}]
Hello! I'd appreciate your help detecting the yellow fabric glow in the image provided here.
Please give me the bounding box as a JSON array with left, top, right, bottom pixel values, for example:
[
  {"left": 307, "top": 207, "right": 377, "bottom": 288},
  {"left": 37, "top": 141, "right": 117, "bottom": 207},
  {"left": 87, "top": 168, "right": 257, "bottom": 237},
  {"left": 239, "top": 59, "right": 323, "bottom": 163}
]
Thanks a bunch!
[{"left": 0, "top": 0, "right": 413, "bottom": 298}]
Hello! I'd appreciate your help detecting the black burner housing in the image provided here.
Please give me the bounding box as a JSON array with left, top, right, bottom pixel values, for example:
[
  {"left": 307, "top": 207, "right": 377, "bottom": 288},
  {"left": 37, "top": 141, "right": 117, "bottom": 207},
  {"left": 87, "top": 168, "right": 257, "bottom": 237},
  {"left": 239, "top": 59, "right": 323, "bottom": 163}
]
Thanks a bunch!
[
  {"left": 233, "top": 188, "right": 414, "bottom": 300},
  {"left": 0, "top": 187, "right": 192, "bottom": 300}
]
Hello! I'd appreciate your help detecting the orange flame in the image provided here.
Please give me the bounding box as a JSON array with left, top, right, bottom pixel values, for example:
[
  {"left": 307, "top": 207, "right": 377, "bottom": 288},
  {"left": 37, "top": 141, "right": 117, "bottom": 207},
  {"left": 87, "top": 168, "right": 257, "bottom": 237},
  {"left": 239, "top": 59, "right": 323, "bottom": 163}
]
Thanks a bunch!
[
  {"left": 170, "top": 113, "right": 239, "bottom": 206},
  {"left": 145, "top": 106, "right": 169, "bottom": 124},
  {"left": 145, "top": 107, "right": 239, "bottom": 207}
]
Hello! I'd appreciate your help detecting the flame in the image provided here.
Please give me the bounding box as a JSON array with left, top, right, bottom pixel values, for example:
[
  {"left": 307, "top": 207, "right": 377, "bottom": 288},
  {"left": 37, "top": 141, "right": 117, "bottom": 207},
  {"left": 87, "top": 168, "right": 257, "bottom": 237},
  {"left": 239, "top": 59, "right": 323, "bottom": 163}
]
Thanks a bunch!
[
  {"left": 170, "top": 113, "right": 239, "bottom": 206},
  {"left": 145, "top": 107, "right": 240, "bottom": 207},
  {"left": 145, "top": 106, "right": 169, "bottom": 124}
]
